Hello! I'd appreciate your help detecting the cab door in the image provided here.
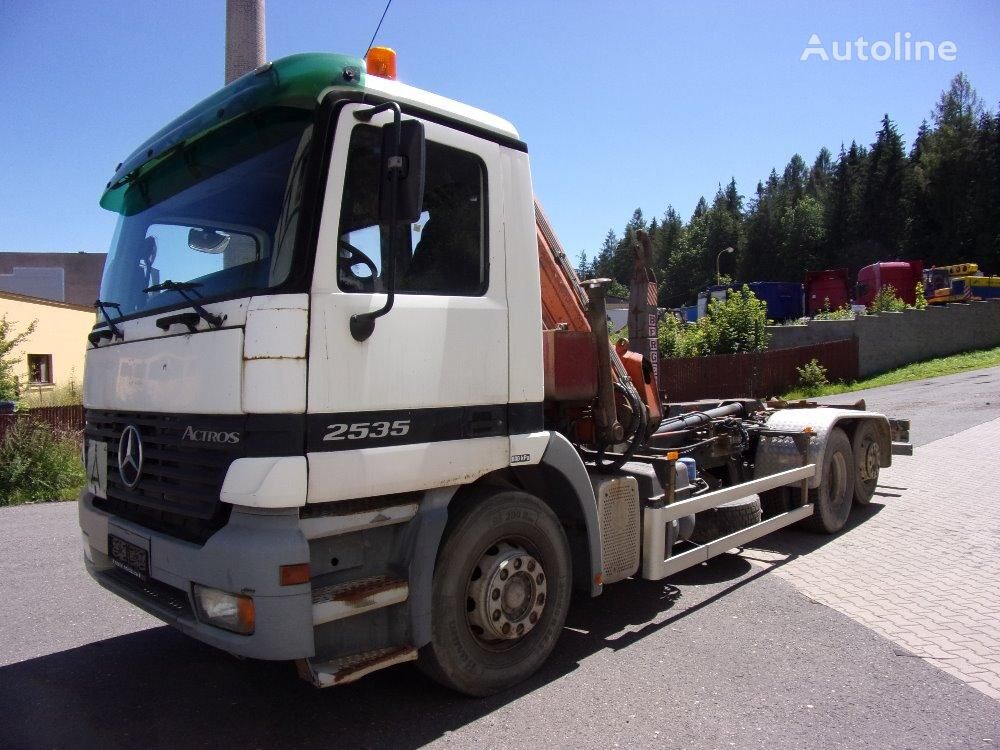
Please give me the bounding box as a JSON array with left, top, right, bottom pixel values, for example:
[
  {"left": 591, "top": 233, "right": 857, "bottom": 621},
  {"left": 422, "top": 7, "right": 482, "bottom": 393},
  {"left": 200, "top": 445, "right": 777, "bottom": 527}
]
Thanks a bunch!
[{"left": 306, "top": 103, "right": 509, "bottom": 502}]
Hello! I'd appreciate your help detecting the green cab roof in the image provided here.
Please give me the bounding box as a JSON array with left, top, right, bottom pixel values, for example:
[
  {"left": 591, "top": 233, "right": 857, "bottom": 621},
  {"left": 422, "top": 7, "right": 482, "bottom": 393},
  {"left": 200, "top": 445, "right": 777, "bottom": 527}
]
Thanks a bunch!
[{"left": 100, "top": 53, "right": 364, "bottom": 213}]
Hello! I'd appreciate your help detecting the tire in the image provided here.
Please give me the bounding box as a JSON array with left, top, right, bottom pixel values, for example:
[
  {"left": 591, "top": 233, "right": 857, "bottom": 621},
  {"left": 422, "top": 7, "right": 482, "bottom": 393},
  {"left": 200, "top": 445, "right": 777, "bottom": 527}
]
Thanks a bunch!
[
  {"left": 802, "top": 427, "right": 855, "bottom": 534},
  {"left": 417, "top": 489, "right": 572, "bottom": 697},
  {"left": 851, "top": 421, "right": 881, "bottom": 506},
  {"left": 690, "top": 494, "right": 762, "bottom": 544}
]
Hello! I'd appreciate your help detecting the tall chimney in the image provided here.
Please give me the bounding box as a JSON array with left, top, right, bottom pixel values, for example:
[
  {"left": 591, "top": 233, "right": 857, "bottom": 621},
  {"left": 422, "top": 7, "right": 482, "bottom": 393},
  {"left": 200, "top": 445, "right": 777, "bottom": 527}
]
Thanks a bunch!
[{"left": 225, "top": 0, "right": 266, "bottom": 84}]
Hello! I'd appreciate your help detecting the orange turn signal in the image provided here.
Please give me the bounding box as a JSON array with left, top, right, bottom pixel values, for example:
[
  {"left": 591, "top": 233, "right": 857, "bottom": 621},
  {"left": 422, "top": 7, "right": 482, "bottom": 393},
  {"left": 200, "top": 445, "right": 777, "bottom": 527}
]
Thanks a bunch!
[
  {"left": 366, "top": 46, "right": 397, "bottom": 80},
  {"left": 666, "top": 450, "right": 680, "bottom": 461},
  {"left": 237, "top": 596, "right": 256, "bottom": 633},
  {"left": 280, "top": 563, "right": 310, "bottom": 586}
]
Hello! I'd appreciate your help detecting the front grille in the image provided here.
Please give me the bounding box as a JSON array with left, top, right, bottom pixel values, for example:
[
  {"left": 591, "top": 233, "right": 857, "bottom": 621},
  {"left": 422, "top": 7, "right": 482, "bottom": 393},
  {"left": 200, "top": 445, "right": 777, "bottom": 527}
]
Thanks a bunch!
[
  {"left": 88, "top": 410, "right": 239, "bottom": 543},
  {"left": 87, "top": 409, "right": 306, "bottom": 544}
]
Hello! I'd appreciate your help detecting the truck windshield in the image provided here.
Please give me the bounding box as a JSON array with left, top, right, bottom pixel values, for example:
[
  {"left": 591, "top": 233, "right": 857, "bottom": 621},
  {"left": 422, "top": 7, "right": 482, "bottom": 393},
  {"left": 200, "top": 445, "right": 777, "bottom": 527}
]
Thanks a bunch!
[{"left": 98, "top": 107, "right": 313, "bottom": 320}]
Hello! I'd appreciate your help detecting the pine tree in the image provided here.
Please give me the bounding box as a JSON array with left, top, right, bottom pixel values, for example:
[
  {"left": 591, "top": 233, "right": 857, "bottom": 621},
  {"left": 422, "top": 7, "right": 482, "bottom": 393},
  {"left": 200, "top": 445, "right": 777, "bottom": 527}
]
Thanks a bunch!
[
  {"left": 904, "top": 73, "right": 985, "bottom": 263},
  {"left": 807, "top": 148, "right": 834, "bottom": 200},
  {"left": 593, "top": 229, "right": 618, "bottom": 279},
  {"left": 862, "top": 114, "right": 907, "bottom": 259}
]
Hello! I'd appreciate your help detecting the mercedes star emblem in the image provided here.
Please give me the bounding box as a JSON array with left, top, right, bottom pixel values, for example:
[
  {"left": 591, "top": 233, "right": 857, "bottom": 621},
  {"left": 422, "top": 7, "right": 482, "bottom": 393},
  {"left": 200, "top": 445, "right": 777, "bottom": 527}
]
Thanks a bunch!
[{"left": 118, "top": 425, "right": 144, "bottom": 489}]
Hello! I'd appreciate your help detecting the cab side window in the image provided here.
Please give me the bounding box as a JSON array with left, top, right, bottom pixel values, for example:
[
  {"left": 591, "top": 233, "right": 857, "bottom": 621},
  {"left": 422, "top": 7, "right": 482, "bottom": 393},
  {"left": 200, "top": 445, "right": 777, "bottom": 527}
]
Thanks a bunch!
[{"left": 337, "top": 124, "right": 487, "bottom": 296}]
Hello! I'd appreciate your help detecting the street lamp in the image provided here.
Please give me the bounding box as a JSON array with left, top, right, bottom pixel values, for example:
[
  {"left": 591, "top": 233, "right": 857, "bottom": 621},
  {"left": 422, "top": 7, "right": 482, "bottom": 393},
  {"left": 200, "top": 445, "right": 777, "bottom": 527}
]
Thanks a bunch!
[{"left": 716, "top": 246, "right": 734, "bottom": 286}]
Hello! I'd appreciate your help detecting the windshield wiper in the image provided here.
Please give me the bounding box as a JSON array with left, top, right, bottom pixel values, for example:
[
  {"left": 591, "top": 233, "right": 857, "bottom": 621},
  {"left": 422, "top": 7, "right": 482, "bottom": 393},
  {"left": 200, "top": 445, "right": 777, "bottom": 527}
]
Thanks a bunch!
[
  {"left": 144, "top": 280, "right": 203, "bottom": 295},
  {"left": 90, "top": 299, "right": 124, "bottom": 344},
  {"left": 143, "top": 280, "right": 225, "bottom": 329}
]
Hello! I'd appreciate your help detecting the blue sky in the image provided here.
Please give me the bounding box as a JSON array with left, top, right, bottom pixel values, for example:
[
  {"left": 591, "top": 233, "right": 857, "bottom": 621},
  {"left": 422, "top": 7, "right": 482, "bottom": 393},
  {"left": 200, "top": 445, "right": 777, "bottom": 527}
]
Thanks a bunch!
[{"left": 2, "top": 0, "right": 999, "bottom": 261}]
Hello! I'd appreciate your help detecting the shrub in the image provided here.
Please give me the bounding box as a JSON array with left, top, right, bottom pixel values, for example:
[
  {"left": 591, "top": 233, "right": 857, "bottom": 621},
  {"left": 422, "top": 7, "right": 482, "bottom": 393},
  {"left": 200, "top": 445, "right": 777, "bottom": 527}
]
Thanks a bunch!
[
  {"left": 0, "top": 419, "right": 86, "bottom": 505},
  {"left": 0, "top": 316, "right": 38, "bottom": 402},
  {"left": 699, "top": 285, "right": 771, "bottom": 355},
  {"left": 813, "top": 300, "right": 855, "bottom": 320},
  {"left": 796, "top": 358, "right": 829, "bottom": 397},
  {"left": 607, "top": 280, "right": 629, "bottom": 299},
  {"left": 657, "top": 313, "right": 685, "bottom": 357},
  {"left": 869, "top": 284, "right": 906, "bottom": 314},
  {"left": 913, "top": 281, "right": 928, "bottom": 310},
  {"left": 658, "top": 286, "right": 770, "bottom": 358}
]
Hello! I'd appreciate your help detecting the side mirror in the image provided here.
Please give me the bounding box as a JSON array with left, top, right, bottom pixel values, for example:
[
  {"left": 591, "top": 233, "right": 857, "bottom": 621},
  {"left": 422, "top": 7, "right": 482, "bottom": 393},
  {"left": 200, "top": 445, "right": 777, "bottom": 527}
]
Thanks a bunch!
[
  {"left": 350, "top": 103, "right": 424, "bottom": 342},
  {"left": 188, "top": 228, "right": 231, "bottom": 254},
  {"left": 379, "top": 119, "right": 425, "bottom": 224}
]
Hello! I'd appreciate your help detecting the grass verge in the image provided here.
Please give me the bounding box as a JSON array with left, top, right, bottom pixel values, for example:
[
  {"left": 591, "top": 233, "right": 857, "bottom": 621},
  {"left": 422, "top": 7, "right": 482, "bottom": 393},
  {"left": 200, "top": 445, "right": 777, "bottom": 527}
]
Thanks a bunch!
[{"left": 782, "top": 345, "right": 1000, "bottom": 400}]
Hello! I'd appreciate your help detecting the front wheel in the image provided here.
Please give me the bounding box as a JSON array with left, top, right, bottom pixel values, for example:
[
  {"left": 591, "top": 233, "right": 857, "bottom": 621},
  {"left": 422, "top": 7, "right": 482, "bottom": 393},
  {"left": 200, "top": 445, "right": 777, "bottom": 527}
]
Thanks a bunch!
[{"left": 418, "top": 489, "right": 572, "bottom": 696}]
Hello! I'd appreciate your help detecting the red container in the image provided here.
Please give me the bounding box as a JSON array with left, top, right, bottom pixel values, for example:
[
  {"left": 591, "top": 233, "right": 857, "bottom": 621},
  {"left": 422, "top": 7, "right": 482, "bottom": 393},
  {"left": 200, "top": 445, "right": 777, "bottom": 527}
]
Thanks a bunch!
[{"left": 805, "top": 268, "right": 850, "bottom": 315}]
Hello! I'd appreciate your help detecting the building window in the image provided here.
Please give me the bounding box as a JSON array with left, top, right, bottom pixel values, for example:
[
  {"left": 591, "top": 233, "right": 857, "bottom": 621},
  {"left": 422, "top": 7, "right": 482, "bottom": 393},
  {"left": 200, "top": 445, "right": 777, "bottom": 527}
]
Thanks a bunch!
[{"left": 27, "top": 354, "right": 53, "bottom": 385}]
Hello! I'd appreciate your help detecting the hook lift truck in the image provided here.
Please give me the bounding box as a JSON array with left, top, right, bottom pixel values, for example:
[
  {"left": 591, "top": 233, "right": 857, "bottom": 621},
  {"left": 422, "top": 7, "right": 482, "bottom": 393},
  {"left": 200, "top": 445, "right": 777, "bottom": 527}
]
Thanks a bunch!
[{"left": 79, "top": 49, "right": 910, "bottom": 696}]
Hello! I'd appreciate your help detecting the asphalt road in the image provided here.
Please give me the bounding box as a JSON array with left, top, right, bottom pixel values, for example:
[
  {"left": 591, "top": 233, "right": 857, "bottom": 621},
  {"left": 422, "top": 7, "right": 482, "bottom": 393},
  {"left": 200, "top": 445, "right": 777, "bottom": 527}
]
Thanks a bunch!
[
  {"left": 2, "top": 370, "right": 1000, "bottom": 749},
  {"left": 817, "top": 364, "right": 1000, "bottom": 446}
]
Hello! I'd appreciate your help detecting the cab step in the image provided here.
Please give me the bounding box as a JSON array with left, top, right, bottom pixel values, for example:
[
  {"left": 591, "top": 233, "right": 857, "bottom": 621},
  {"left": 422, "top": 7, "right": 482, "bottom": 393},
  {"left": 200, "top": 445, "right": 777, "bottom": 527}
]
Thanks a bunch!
[
  {"left": 312, "top": 575, "right": 409, "bottom": 625},
  {"left": 297, "top": 646, "right": 418, "bottom": 688}
]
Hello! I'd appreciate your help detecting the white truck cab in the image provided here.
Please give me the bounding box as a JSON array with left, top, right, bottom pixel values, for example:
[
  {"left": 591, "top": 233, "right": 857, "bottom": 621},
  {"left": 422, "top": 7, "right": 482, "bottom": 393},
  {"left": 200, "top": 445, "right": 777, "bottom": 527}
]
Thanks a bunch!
[{"left": 80, "top": 52, "right": 563, "bottom": 689}]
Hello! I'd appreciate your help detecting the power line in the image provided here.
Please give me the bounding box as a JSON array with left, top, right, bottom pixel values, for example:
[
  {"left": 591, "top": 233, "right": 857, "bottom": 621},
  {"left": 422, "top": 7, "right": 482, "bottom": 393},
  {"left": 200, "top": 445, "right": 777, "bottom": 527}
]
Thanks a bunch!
[{"left": 363, "top": 0, "right": 394, "bottom": 59}]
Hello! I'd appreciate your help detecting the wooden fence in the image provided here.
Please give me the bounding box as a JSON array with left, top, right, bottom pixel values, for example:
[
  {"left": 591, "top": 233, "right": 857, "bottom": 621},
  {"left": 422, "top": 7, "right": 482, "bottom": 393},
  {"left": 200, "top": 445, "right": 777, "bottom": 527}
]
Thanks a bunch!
[
  {"left": 0, "top": 404, "right": 85, "bottom": 443},
  {"left": 659, "top": 339, "right": 859, "bottom": 402}
]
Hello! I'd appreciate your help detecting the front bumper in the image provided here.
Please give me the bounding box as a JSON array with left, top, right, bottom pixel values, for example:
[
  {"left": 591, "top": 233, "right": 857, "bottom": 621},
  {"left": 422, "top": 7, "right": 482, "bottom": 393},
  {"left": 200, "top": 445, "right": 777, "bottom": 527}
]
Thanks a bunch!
[{"left": 79, "top": 492, "right": 314, "bottom": 660}]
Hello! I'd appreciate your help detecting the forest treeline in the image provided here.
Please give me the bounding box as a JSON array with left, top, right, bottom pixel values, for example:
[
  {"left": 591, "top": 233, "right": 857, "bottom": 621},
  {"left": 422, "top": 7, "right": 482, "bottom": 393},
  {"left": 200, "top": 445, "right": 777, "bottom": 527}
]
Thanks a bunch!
[{"left": 577, "top": 73, "right": 1000, "bottom": 308}]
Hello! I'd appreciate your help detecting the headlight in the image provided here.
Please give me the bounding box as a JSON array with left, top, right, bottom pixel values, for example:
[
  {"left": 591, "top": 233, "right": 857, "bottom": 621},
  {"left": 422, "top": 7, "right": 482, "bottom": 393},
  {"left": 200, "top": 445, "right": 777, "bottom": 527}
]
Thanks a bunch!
[{"left": 192, "top": 584, "right": 255, "bottom": 635}]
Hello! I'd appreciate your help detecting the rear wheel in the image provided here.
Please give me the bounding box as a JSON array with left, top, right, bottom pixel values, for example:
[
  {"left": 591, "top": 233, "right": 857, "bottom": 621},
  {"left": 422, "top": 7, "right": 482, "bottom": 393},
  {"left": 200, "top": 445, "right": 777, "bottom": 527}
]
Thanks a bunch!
[
  {"left": 851, "top": 421, "right": 881, "bottom": 506},
  {"left": 802, "top": 427, "right": 855, "bottom": 534},
  {"left": 418, "top": 489, "right": 572, "bottom": 696}
]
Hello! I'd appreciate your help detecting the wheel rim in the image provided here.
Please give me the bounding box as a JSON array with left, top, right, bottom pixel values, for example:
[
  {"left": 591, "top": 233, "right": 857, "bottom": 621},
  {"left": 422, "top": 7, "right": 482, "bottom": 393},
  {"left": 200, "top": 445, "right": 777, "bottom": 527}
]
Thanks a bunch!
[
  {"left": 466, "top": 541, "right": 547, "bottom": 643},
  {"left": 859, "top": 438, "right": 880, "bottom": 483}
]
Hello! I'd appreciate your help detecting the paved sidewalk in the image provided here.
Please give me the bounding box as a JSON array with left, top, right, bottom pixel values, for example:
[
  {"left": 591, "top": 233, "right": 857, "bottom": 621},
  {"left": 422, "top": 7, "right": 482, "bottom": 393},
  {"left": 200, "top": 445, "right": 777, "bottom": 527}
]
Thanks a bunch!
[{"left": 743, "top": 417, "right": 1000, "bottom": 701}]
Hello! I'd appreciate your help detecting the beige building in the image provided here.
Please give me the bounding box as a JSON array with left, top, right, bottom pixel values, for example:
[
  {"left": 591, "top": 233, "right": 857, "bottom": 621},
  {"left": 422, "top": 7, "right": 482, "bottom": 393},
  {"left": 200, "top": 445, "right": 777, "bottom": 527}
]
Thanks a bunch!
[{"left": 0, "top": 291, "right": 95, "bottom": 398}]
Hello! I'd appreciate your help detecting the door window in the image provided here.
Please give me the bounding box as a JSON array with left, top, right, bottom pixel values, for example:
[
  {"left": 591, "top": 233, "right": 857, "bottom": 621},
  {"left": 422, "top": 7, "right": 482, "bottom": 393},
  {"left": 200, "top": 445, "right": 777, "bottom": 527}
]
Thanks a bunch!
[{"left": 337, "top": 124, "right": 487, "bottom": 296}]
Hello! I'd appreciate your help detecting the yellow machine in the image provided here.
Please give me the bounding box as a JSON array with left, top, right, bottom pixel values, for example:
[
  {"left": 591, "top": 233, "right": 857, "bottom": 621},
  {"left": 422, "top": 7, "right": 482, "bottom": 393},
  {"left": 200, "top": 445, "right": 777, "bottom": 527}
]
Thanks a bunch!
[{"left": 923, "top": 263, "right": 1000, "bottom": 304}]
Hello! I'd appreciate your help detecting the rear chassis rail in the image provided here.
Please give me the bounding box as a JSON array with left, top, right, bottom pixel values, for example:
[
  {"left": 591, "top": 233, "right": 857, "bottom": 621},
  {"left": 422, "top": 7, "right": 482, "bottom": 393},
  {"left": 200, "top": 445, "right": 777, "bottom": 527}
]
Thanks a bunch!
[{"left": 641, "top": 429, "right": 815, "bottom": 580}]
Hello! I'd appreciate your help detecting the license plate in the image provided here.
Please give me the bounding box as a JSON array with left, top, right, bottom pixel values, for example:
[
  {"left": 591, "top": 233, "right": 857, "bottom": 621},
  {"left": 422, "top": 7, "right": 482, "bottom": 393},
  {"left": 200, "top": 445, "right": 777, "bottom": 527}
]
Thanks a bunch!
[
  {"left": 85, "top": 439, "right": 108, "bottom": 499},
  {"left": 108, "top": 534, "right": 149, "bottom": 580}
]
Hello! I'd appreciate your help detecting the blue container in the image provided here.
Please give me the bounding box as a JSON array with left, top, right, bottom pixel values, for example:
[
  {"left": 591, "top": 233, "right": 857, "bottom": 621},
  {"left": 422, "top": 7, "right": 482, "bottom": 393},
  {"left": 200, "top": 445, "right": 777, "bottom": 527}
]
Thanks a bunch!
[
  {"left": 678, "top": 305, "right": 698, "bottom": 323},
  {"left": 747, "top": 282, "right": 804, "bottom": 321}
]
